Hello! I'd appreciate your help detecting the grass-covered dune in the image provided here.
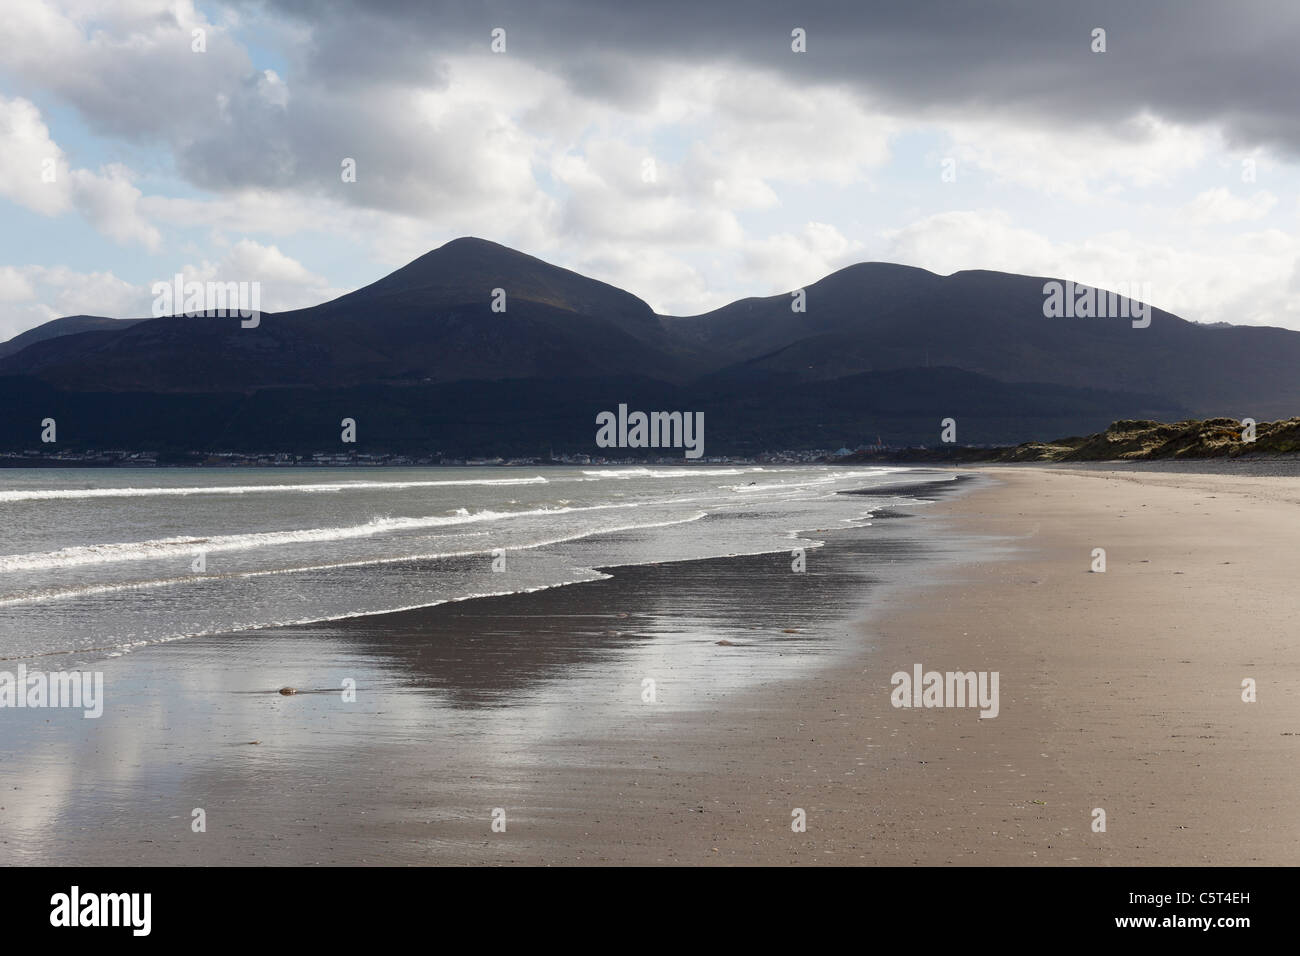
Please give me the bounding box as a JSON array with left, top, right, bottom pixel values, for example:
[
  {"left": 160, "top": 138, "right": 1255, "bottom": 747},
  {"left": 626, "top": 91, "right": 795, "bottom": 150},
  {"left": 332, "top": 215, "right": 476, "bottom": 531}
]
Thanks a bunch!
[
  {"left": 1000, "top": 417, "right": 1300, "bottom": 461},
  {"left": 839, "top": 417, "right": 1300, "bottom": 463}
]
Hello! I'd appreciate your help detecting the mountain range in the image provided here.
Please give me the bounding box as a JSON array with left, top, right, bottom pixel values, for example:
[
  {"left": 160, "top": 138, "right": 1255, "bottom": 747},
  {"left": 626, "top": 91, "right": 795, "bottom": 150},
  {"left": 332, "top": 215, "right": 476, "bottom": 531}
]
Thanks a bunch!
[{"left": 2, "top": 237, "right": 1295, "bottom": 458}]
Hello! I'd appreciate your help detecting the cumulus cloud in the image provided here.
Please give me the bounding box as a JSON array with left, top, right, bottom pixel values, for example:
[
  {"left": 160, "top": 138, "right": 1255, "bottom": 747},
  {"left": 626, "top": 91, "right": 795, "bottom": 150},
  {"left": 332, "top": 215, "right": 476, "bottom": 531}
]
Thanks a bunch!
[
  {"left": 166, "top": 239, "right": 345, "bottom": 312},
  {"left": 0, "top": 267, "right": 38, "bottom": 303},
  {"left": 0, "top": 96, "right": 159, "bottom": 248},
  {"left": 882, "top": 209, "right": 1300, "bottom": 328},
  {"left": 0, "top": 265, "right": 151, "bottom": 340},
  {"left": 0, "top": 95, "right": 70, "bottom": 216},
  {"left": 942, "top": 113, "right": 1216, "bottom": 201},
  {"left": 739, "top": 223, "right": 867, "bottom": 296},
  {"left": 248, "top": 0, "right": 1300, "bottom": 159},
  {"left": 70, "top": 165, "right": 162, "bottom": 250},
  {"left": 2, "top": 0, "right": 1300, "bottom": 339},
  {"left": 0, "top": 242, "right": 343, "bottom": 340},
  {"left": 1175, "top": 187, "right": 1278, "bottom": 225}
]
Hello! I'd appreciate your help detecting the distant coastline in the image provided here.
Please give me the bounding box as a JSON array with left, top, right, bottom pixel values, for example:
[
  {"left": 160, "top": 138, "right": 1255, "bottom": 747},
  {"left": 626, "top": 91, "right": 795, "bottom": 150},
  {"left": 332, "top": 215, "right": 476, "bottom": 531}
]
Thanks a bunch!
[
  {"left": 8, "top": 415, "right": 1299, "bottom": 467},
  {"left": 0, "top": 449, "right": 849, "bottom": 468}
]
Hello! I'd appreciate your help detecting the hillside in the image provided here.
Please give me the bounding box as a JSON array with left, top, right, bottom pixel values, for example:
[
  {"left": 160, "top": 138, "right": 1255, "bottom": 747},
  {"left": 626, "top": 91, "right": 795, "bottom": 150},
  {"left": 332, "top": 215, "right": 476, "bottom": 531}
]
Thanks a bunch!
[{"left": 1, "top": 238, "right": 1296, "bottom": 454}]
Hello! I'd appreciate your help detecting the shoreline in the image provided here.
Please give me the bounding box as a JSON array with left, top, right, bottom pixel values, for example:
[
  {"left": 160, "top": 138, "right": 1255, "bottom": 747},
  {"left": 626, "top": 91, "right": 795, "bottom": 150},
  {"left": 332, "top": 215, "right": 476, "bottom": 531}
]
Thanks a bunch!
[
  {"left": 0, "top": 472, "right": 970, "bottom": 864},
  {"left": 2, "top": 465, "right": 1297, "bottom": 865}
]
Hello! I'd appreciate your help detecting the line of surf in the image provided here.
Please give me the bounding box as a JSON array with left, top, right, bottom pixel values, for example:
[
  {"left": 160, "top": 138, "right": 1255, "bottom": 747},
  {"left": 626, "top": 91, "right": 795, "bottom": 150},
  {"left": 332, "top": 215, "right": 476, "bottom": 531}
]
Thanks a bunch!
[
  {"left": 0, "top": 511, "right": 712, "bottom": 609},
  {"left": 0, "top": 502, "right": 638, "bottom": 573},
  {"left": 0, "top": 475, "right": 550, "bottom": 502}
]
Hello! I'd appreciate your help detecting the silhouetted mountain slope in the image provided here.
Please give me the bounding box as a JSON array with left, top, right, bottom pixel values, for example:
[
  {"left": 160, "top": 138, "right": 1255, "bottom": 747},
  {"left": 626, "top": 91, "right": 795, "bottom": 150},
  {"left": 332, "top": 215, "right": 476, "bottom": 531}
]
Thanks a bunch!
[
  {"left": 0, "top": 237, "right": 1294, "bottom": 452},
  {"left": 0, "top": 315, "right": 147, "bottom": 359},
  {"left": 0, "top": 238, "right": 697, "bottom": 390},
  {"left": 668, "top": 266, "right": 1300, "bottom": 419},
  {"left": 0, "top": 300, "right": 688, "bottom": 392},
  {"left": 317, "top": 237, "right": 661, "bottom": 340}
]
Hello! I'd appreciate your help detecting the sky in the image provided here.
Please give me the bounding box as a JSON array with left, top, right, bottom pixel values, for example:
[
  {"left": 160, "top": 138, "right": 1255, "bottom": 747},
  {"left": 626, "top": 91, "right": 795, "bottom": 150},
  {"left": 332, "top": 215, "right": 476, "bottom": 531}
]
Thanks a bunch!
[{"left": 1, "top": 0, "right": 1299, "bottom": 341}]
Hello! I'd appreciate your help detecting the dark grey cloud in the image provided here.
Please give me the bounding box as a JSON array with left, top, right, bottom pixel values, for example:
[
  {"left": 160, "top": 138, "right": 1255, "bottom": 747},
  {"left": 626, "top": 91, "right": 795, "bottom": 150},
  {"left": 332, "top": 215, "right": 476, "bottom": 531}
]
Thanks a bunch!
[
  {"left": 253, "top": 0, "right": 1300, "bottom": 154},
  {"left": 21, "top": 0, "right": 1297, "bottom": 224}
]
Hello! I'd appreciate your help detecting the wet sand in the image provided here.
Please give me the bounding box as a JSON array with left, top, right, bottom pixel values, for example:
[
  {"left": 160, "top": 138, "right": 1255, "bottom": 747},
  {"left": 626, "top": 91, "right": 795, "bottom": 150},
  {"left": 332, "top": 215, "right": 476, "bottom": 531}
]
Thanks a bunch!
[{"left": 3, "top": 466, "right": 1297, "bottom": 865}]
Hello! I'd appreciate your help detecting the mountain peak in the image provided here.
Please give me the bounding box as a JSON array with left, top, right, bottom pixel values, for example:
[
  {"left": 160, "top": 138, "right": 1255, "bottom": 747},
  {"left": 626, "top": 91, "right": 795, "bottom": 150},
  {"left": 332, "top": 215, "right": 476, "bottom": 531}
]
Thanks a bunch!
[
  {"left": 328, "top": 237, "right": 657, "bottom": 325},
  {"left": 436, "top": 235, "right": 509, "bottom": 251}
]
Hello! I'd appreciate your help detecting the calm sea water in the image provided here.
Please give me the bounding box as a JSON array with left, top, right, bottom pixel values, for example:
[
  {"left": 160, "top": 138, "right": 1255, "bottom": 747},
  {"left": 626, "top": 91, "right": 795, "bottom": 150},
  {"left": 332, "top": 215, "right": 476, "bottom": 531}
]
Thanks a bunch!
[{"left": 0, "top": 464, "right": 935, "bottom": 661}]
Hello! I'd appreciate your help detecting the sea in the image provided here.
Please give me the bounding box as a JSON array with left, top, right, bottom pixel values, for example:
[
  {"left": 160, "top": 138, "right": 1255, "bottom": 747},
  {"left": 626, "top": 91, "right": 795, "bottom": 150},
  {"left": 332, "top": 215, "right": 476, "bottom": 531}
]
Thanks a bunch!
[{"left": 0, "top": 464, "right": 943, "bottom": 662}]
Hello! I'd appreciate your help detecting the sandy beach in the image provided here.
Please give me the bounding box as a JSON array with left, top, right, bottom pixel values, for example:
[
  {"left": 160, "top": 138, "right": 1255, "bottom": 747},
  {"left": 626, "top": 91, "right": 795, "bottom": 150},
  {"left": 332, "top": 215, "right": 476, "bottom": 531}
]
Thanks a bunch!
[
  {"left": 3, "top": 465, "right": 1297, "bottom": 866},
  {"left": 419, "top": 464, "right": 1300, "bottom": 866}
]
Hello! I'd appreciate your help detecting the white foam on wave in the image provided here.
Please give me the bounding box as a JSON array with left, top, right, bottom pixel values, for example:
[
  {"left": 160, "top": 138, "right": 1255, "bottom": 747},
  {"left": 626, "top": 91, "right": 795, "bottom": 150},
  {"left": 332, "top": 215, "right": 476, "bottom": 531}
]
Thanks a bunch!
[
  {"left": 0, "top": 475, "right": 549, "bottom": 503},
  {"left": 0, "top": 465, "right": 932, "bottom": 662},
  {"left": 0, "top": 502, "right": 639, "bottom": 573},
  {"left": 579, "top": 467, "right": 766, "bottom": 479},
  {"left": 0, "top": 510, "right": 713, "bottom": 607}
]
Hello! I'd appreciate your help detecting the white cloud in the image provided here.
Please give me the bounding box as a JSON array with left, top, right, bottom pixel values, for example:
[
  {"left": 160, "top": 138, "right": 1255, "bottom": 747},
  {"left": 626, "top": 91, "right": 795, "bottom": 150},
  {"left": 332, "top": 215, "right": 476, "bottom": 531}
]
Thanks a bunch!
[
  {"left": 0, "top": 1, "right": 245, "bottom": 142},
  {"left": 0, "top": 265, "right": 149, "bottom": 341},
  {"left": 0, "top": 95, "right": 70, "bottom": 216},
  {"left": 687, "top": 70, "right": 896, "bottom": 187},
  {"left": 739, "top": 223, "right": 867, "bottom": 296},
  {"left": 0, "top": 242, "right": 344, "bottom": 342},
  {"left": 942, "top": 113, "right": 1215, "bottom": 201},
  {"left": 170, "top": 240, "right": 344, "bottom": 312},
  {"left": 0, "top": 96, "right": 160, "bottom": 249},
  {"left": 574, "top": 246, "right": 714, "bottom": 316},
  {"left": 0, "top": 266, "right": 38, "bottom": 302},
  {"left": 70, "top": 164, "right": 161, "bottom": 250},
  {"left": 36, "top": 265, "right": 147, "bottom": 318},
  {"left": 1175, "top": 187, "right": 1277, "bottom": 225},
  {"left": 882, "top": 209, "right": 1300, "bottom": 328}
]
